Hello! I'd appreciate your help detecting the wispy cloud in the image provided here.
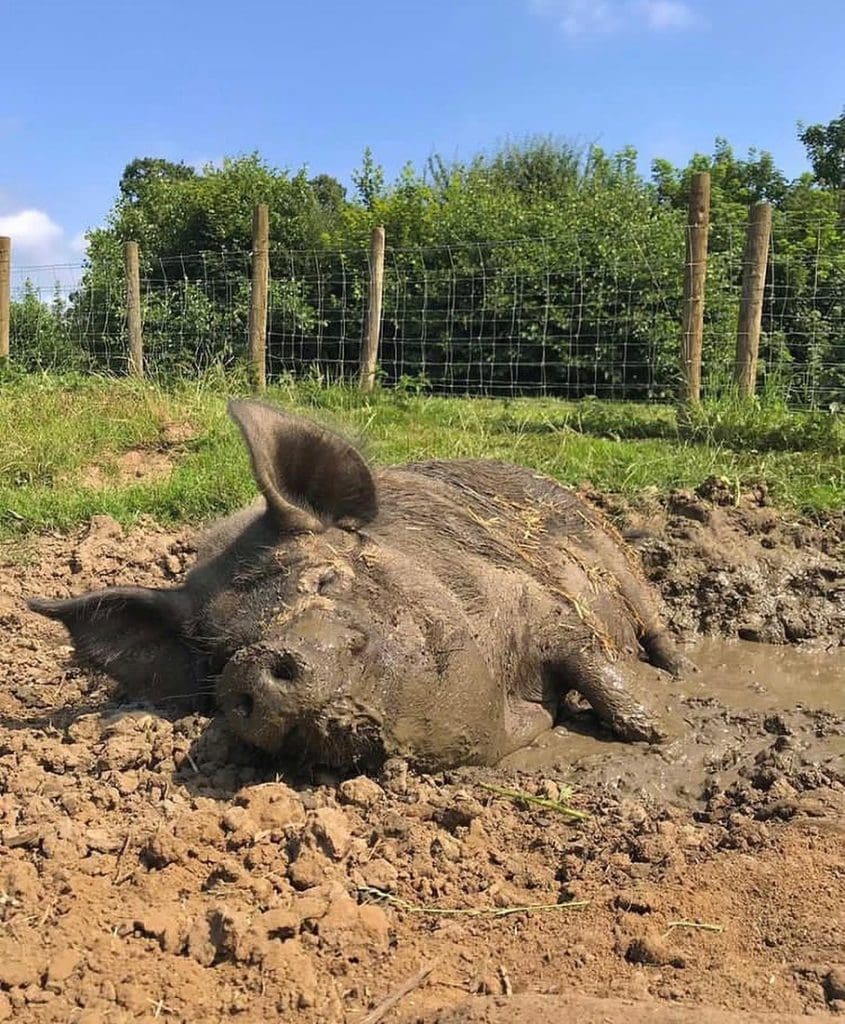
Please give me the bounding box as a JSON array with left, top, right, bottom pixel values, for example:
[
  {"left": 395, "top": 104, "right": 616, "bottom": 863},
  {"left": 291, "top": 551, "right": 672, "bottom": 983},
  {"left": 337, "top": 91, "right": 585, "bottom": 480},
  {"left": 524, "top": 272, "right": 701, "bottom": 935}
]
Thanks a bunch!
[
  {"left": 530, "top": 0, "right": 698, "bottom": 35},
  {"left": 640, "top": 0, "right": 695, "bottom": 30}
]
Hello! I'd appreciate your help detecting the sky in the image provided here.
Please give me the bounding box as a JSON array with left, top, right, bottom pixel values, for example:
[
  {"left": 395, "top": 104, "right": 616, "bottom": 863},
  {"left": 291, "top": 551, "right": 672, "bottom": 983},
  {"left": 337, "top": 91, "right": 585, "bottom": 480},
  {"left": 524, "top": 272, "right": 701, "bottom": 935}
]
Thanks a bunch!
[{"left": 1, "top": 0, "right": 843, "bottom": 273}]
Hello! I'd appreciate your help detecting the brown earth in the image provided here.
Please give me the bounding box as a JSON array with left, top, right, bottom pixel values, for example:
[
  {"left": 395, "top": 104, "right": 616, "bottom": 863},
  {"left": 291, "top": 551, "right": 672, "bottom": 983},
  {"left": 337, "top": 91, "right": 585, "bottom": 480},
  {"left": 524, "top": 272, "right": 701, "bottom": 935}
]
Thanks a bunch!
[
  {"left": 74, "top": 450, "right": 177, "bottom": 490},
  {"left": 0, "top": 482, "right": 843, "bottom": 1023},
  {"left": 65, "top": 420, "right": 197, "bottom": 489}
]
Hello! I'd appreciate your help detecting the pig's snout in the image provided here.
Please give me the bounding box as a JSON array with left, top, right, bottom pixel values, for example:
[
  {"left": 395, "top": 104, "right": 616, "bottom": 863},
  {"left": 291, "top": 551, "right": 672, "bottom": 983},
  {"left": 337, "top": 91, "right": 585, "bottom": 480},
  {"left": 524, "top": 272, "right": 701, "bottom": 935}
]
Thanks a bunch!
[{"left": 216, "top": 645, "right": 308, "bottom": 753}]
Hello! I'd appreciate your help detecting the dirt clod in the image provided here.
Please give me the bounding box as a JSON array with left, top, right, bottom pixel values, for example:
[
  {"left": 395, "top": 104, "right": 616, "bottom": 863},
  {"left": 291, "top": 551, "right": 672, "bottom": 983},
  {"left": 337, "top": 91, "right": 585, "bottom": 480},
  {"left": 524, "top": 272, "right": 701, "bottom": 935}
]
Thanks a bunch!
[
  {"left": 826, "top": 967, "right": 845, "bottom": 1002},
  {"left": 625, "top": 933, "right": 686, "bottom": 968},
  {"left": 339, "top": 775, "right": 385, "bottom": 808}
]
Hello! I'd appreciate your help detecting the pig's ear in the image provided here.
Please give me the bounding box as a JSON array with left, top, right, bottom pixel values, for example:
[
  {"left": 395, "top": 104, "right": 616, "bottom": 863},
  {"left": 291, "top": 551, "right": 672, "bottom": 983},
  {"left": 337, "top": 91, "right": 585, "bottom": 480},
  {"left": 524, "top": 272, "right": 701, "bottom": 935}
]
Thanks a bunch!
[
  {"left": 28, "top": 587, "right": 196, "bottom": 700},
  {"left": 228, "top": 400, "right": 378, "bottom": 532}
]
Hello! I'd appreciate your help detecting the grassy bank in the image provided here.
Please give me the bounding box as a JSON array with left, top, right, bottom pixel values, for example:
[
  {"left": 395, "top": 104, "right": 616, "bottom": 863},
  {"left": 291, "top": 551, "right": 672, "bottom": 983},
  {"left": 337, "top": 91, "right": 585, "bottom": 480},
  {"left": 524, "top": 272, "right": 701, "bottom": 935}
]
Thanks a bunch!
[{"left": 2, "top": 371, "right": 845, "bottom": 543}]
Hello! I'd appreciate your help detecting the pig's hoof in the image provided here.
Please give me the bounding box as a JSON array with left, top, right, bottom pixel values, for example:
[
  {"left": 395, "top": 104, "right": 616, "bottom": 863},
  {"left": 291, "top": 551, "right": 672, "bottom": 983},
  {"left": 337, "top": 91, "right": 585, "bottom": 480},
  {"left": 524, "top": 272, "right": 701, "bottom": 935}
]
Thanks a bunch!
[
  {"left": 646, "top": 636, "right": 697, "bottom": 678},
  {"left": 610, "top": 711, "right": 666, "bottom": 745}
]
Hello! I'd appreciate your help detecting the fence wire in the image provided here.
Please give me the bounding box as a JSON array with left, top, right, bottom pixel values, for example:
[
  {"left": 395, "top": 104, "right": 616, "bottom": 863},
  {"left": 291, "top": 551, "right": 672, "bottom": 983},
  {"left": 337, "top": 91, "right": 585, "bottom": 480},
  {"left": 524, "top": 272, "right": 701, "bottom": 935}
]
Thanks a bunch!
[{"left": 8, "top": 213, "right": 845, "bottom": 405}]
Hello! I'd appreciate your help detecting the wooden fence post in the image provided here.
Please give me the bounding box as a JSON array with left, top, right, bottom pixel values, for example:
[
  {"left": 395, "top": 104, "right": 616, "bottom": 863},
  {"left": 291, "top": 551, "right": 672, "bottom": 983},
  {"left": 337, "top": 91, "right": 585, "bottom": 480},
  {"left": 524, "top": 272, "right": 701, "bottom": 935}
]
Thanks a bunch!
[
  {"left": 0, "top": 237, "right": 11, "bottom": 364},
  {"left": 680, "top": 171, "right": 711, "bottom": 405},
  {"left": 124, "top": 241, "right": 144, "bottom": 377},
  {"left": 359, "top": 226, "right": 385, "bottom": 392},
  {"left": 734, "top": 201, "right": 772, "bottom": 398},
  {"left": 0, "top": 236, "right": 9, "bottom": 365},
  {"left": 248, "top": 203, "right": 270, "bottom": 392}
]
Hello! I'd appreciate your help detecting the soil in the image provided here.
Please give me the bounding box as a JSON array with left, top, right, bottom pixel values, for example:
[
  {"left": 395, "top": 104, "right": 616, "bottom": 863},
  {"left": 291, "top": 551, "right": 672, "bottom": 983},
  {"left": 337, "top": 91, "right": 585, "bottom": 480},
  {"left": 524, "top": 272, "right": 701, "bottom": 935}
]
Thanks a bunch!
[
  {"left": 68, "top": 421, "right": 197, "bottom": 489},
  {"left": 1, "top": 480, "right": 844, "bottom": 1024},
  {"left": 75, "top": 450, "right": 177, "bottom": 490}
]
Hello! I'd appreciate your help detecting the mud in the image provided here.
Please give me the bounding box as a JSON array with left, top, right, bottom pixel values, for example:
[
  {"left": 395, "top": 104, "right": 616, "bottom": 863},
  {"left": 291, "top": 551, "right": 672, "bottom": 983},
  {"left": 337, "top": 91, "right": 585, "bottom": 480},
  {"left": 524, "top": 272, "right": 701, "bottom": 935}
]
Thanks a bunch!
[
  {"left": 601, "top": 477, "right": 845, "bottom": 645},
  {"left": 505, "top": 637, "right": 845, "bottom": 803},
  {"left": 1, "top": 486, "right": 844, "bottom": 1023}
]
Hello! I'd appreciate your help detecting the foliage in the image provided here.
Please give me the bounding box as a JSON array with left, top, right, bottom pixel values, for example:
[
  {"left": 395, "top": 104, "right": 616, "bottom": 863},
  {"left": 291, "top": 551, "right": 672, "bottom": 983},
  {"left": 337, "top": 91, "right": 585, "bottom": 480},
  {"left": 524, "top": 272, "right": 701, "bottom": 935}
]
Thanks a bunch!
[
  {"left": 10, "top": 130, "right": 845, "bottom": 403},
  {"left": 9, "top": 282, "right": 89, "bottom": 371},
  {"left": 799, "top": 108, "right": 845, "bottom": 191}
]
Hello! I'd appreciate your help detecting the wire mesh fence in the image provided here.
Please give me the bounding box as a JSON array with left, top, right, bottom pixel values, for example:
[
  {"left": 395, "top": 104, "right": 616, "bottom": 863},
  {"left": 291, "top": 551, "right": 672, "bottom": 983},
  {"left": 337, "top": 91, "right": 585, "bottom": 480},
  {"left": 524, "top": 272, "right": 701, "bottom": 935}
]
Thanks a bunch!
[{"left": 6, "top": 211, "right": 845, "bottom": 405}]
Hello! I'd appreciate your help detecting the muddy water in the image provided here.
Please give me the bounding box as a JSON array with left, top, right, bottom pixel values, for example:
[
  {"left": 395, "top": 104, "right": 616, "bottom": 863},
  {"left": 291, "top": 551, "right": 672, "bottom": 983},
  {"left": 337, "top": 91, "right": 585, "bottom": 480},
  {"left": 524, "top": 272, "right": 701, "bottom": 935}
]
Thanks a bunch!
[
  {"left": 502, "top": 639, "right": 845, "bottom": 802},
  {"left": 690, "top": 637, "right": 845, "bottom": 713}
]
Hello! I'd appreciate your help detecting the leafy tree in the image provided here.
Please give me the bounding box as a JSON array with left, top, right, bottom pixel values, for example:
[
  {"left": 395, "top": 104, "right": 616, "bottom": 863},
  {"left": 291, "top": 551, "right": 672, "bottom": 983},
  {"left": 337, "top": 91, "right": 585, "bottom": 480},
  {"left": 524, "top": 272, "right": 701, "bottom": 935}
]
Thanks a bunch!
[
  {"left": 351, "top": 147, "right": 385, "bottom": 210},
  {"left": 309, "top": 174, "right": 347, "bottom": 214},
  {"left": 119, "top": 157, "right": 196, "bottom": 204},
  {"left": 10, "top": 281, "right": 83, "bottom": 370},
  {"left": 799, "top": 108, "right": 845, "bottom": 190}
]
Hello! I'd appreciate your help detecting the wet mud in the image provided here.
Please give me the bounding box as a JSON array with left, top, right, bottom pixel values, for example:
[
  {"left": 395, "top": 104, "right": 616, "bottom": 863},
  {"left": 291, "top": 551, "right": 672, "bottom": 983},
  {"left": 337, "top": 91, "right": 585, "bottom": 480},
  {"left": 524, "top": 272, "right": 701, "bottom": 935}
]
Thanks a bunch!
[
  {"left": 0, "top": 485, "right": 843, "bottom": 1023},
  {"left": 505, "top": 637, "right": 845, "bottom": 803}
]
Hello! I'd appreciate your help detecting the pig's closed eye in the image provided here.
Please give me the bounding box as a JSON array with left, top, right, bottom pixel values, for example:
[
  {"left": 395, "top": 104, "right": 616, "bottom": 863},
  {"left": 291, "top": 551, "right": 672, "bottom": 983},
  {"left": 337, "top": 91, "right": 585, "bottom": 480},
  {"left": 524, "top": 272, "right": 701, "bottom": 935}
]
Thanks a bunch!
[
  {"left": 190, "top": 650, "right": 228, "bottom": 685},
  {"left": 190, "top": 640, "right": 236, "bottom": 681}
]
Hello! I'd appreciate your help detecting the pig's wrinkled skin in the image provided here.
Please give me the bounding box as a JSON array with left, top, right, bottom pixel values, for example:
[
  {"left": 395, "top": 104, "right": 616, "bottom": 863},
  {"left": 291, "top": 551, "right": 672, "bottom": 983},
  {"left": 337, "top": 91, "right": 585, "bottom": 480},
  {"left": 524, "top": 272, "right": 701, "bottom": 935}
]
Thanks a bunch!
[{"left": 29, "top": 399, "right": 692, "bottom": 771}]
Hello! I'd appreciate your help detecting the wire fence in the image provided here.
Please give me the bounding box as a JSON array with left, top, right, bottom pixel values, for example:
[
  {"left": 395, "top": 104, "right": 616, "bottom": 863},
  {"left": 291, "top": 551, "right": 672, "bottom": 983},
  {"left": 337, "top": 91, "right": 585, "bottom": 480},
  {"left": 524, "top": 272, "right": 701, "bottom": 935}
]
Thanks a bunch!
[{"left": 7, "top": 210, "right": 845, "bottom": 405}]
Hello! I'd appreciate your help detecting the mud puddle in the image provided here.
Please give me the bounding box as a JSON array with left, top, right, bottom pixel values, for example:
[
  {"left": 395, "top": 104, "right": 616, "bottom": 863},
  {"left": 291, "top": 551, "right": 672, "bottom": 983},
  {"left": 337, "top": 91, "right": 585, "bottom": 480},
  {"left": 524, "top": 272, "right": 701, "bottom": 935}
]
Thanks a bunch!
[
  {"left": 503, "top": 638, "right": 845, "bottom": 802},
  {"left": 687, "top": 636, "right": 845, "bottom": 713}
]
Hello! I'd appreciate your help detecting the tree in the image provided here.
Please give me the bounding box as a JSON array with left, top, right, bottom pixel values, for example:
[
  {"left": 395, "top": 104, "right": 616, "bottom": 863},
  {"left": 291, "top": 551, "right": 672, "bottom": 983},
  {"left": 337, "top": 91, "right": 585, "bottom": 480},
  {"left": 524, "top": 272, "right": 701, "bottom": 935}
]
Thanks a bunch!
[
  {"left": 471, "top": 136, "right": 584, "bottom": 198},
  {"left": 118, "top": 157, "right": 196, "bottom": 204},
  {"left": 65, "top": 137, "right": 845, "bottom": 403},
  {"left": 799, "top": 109, "right": 845, "bottom": 190},
  {"left": 309, "top": 174, "right": 347, "bottom": 214},
  {"left": 651, "top": 138, "right": 788, "bottom": 211},
  {"left": 351, "top": 147, "right": 385, "bottom": 210}
]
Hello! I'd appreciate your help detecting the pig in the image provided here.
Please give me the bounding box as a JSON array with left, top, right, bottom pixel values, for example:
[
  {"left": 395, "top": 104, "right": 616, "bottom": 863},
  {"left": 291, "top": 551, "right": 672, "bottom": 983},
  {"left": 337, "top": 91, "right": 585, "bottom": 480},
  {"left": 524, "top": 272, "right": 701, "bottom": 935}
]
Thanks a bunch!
[{"left": 29, "top": 399, "right": 692, "bottom": 771}]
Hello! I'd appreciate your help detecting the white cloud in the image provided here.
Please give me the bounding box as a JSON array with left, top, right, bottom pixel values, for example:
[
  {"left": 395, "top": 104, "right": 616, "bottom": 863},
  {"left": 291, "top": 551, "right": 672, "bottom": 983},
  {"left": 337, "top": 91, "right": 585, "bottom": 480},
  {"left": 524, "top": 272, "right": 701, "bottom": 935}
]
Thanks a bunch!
[
  {"left": 530, "top": 0, "right": 697, "bottom": 35},
  {"left": 531, "top": 0, "right": 620, "bottom": 34},
  {"left": 0, "top": 209, "right": 63, "bottom": 262},
  {"left": 0, "top": 208, "right": 85, "bottom": 267},
  {"left": 0, "top": 208, "right": 86, "bottom": 295},
  {"left": 639, "top": 0, "right": 694, "bottom": 30}
]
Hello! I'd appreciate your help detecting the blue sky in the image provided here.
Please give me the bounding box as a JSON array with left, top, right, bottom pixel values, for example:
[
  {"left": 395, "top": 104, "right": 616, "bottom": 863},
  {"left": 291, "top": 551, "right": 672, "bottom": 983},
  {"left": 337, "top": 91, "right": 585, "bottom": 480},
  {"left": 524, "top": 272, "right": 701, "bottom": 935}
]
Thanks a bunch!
[{"left": 1, "top": 0, "right": 843, "bottom": 270}]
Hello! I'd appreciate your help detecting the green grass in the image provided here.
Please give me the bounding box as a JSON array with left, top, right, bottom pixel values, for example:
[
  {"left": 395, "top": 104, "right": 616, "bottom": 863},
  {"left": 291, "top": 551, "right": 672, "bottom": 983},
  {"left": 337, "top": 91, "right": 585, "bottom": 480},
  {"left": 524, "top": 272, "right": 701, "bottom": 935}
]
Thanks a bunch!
[{"left": 1, "top": 370, "right": 844, "bottom": 543}]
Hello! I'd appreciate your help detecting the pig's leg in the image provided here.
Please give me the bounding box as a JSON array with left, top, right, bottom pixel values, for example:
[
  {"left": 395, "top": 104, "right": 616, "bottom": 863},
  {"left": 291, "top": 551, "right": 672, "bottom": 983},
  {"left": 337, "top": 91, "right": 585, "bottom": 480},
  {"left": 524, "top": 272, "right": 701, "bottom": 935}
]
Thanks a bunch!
[
  {"left": 605, "top": 567, "right": 696, "bottom": 678},
  {"left": 641, "top": 630, "right": 696, "bottom": 677},
  {"left": 562, "top": 517, "right": 696, "bottom": 678},
  {"left": 553, "top": 651, "right": 665, "bottom": 743}
]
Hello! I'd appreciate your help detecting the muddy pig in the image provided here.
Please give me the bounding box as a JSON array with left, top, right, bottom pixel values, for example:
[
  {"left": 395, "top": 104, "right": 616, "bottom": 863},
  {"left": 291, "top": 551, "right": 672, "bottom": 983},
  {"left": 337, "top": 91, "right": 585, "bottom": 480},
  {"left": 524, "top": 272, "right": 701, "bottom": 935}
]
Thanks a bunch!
[{"left": 29, "top": 399, "right": 692, "bottom": 770}]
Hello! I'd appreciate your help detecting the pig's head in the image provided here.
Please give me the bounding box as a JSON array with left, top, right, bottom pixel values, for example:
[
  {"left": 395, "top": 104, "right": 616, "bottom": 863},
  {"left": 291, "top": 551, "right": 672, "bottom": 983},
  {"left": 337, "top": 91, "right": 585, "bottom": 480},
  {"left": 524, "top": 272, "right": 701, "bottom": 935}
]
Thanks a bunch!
[{"left": 29, "top": 400, "right": 396, "bottom": 768}]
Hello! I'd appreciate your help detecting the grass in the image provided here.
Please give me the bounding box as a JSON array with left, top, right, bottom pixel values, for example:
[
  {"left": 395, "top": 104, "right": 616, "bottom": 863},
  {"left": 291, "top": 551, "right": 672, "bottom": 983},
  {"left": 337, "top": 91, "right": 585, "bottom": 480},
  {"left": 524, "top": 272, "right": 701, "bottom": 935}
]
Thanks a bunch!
[{"left": 1, "top": 369, "right": 844, "bottom": 543}]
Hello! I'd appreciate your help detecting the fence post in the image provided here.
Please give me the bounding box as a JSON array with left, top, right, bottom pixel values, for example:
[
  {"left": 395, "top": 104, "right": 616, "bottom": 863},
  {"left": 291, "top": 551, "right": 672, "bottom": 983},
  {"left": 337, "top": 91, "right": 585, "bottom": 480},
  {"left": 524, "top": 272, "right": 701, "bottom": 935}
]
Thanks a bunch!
[
  {"left": 359, "top": 226, "right": 385, "bottom": 393},
  {"left": 248, "top": 203, "right": 270, "bottom": 392},
  {"left": 0, "top": 237, "right": 10, "bottom": 364},
  {"left": 680, "top": 171, "right": 711, "bottom": 405},
  {"left": 0, "top": 236, "right": 9, "bottom": 366},
  {"left": 124, "top": 241, "right": 144, "bottom": 377},
  {"left": 734, "top": 201, "right": 772, "bottom": 398}
]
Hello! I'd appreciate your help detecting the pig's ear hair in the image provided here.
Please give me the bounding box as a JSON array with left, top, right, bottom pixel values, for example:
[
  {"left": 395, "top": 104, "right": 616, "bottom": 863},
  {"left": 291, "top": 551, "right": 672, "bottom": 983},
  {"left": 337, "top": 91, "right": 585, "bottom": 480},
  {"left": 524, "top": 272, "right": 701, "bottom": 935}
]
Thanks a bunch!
[
  {"left": 28, "top": 587, "right": 196, "bottom": 701},
  {"left": 228, "top": 400, "right": 378, "bottom": 533}
]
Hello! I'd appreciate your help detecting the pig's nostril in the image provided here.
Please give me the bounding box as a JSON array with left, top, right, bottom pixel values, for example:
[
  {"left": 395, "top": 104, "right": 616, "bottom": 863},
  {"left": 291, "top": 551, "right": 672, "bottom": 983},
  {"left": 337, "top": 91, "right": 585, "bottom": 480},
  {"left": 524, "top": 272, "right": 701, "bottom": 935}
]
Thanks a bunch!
[
  {"left": 235, "top": 693, "right": 254, "bottom": 718},
  {"left": 269, "top": 652, "right": 298, "bottom": 683}
]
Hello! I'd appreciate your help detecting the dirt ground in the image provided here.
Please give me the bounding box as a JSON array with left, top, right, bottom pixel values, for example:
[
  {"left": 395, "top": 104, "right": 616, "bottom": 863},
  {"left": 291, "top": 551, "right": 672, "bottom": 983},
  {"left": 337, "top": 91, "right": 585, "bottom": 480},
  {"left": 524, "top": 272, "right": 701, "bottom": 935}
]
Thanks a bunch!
[{"left": 1, "top": 480, "right": 844, "bottom": 1023}]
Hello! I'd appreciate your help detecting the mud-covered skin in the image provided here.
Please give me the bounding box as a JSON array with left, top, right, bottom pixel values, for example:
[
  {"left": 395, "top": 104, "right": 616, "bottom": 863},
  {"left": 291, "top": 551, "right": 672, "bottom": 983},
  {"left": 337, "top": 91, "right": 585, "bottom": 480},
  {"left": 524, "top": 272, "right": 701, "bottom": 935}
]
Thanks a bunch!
[{"left": 29, "top": 400, "right": 690, "bottom": 770}]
